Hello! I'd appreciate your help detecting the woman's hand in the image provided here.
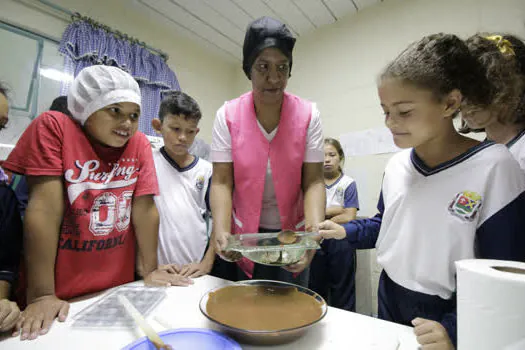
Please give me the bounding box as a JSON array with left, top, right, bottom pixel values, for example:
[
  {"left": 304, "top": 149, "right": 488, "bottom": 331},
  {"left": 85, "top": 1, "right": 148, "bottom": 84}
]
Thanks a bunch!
[
  {"left": 282, "top": 250, "right": 316, "bottom": 274},
  {"left": 213, "top": 231, "right": 242, "bottom": 262}
]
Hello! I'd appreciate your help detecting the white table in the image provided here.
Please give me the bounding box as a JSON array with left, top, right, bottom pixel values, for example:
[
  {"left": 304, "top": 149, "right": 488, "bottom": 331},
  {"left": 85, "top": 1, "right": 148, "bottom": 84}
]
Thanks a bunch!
[{"left": 0, "top": 275, "right": 420, "bottom": 349}]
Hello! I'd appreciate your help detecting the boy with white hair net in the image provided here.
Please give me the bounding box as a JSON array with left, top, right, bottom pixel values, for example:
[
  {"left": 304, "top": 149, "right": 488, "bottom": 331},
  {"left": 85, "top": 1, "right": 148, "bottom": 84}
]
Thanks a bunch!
[{"left": 3, "top": 65, "right": 189, "bottom": 340}]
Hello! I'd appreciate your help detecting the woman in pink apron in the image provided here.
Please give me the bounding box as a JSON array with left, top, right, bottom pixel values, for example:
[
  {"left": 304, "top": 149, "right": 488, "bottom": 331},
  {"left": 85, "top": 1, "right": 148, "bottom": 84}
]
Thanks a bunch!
[{"left": 210, "top": 17, "right": 325, "bottom": 286}]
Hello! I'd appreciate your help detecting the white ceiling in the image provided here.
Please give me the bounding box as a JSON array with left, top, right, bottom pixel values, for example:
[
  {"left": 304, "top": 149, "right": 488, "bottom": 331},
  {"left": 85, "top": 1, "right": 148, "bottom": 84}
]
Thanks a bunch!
[{"left": 136, "top": 0, "right": 384, "bottom": 61}]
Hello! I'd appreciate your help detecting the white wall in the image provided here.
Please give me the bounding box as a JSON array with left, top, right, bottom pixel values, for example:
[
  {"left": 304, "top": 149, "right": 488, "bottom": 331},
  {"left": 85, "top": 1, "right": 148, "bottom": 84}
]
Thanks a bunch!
[
  {"left": 1, "top": 0, "right": 238, "bottom": 142},
  {"left": 236, "top": 0, "right": 525, "bottom": 315}
]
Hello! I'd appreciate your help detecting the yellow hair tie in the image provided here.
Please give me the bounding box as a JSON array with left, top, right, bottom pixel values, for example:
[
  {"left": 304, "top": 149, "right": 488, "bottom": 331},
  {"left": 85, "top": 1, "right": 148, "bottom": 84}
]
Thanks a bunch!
[{"left": 485, "top": 35, "right": 515, "bottom": 56}]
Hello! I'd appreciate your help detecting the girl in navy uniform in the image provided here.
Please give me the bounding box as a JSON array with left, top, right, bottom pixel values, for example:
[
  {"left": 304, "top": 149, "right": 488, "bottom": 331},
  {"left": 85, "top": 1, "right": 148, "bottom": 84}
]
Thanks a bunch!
[
  {"left": 309, "top": 138, "right": 359, "bottom": 311},
  {"left": 318, "top": 34, "right": 525, "bottom": 349}
]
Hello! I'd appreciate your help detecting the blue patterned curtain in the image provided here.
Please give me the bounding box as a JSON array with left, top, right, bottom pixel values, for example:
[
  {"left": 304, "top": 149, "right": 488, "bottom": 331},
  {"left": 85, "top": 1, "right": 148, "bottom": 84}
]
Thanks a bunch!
[{"left": 58, "top": 20, "right": 180, "bottom": 136}]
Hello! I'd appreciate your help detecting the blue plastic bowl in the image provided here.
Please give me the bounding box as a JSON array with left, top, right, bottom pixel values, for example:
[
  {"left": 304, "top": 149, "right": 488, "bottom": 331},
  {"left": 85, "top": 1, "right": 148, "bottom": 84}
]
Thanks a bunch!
[{"left": 121, "top": 328, "right": 242, "bottom": 350}]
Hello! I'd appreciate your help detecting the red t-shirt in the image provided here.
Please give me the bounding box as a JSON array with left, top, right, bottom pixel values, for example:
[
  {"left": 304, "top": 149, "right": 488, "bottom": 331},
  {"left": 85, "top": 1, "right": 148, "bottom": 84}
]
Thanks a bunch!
[{"left": 4, "top": 111, "right": 159, "bottom": 300}]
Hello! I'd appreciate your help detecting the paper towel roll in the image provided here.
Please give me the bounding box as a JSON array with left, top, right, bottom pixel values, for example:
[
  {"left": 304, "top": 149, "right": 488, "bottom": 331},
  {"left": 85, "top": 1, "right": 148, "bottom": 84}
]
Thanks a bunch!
[{"left": 456, "top": 259, "right": 525, "bottom": 350}]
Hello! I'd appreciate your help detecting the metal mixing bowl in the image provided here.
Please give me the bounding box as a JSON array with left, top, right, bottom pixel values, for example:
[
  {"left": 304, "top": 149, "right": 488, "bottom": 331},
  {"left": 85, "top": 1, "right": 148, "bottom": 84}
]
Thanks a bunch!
[{"left": 199, "top": 280, "right": 327, "bottom": 345}]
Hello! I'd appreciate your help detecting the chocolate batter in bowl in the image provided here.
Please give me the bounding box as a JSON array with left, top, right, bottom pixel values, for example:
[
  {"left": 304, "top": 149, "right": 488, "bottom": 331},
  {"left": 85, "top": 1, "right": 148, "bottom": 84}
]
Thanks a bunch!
[{"left": 199, "top": 280, "right": 327, "bottom": 345}]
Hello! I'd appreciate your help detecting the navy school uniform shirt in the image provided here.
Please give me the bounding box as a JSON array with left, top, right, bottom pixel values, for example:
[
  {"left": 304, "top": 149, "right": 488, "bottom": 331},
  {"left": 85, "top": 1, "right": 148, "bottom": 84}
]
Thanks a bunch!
[
  {"left": 325, "top": 174, "right": 359, "bottom": 211},
  {"left": 342, "top": 142, "right": 525, "bottom": 344}
]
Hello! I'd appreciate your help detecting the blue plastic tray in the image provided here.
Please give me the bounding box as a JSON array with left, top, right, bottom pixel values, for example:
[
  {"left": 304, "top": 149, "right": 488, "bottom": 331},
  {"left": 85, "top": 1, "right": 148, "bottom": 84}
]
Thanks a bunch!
[{"left": 121, "top": 328, "right": 242, "bottom": 350}]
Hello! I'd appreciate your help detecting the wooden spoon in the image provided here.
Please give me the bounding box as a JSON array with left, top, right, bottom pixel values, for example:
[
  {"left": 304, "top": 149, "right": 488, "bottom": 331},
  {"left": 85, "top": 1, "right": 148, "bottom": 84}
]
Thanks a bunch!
[{"left": 118, "top": 295, "right": 173, "bottom": 350}]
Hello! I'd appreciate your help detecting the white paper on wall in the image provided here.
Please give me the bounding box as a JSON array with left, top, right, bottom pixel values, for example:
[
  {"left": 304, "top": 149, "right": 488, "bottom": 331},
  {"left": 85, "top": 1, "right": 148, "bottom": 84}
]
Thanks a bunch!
[{"left": 340, "top": 127, "right": 401, "bottom": 157}]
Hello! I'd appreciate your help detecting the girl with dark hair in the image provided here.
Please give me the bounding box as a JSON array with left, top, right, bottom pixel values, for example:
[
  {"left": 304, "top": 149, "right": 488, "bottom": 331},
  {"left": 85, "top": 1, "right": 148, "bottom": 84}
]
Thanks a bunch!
[
  {"left": 461, "top": 33, "right": 525, "bottom": 170},
  {"left": 318, "top": 34, "right": 525, "bottom": 349},
  {"left": 309, "top": 137, "right": 359, "bottom": 311}
]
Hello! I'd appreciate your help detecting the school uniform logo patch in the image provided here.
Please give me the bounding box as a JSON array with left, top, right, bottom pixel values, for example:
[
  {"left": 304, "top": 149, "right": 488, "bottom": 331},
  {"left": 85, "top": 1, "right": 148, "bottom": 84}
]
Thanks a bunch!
[
  {"left": 336, "top": 186, "right": 345, "bottom": 202},
  {"left": 448, "top": 191, "right": 482, "bottom": 221},
  {"left": 196, "top": 175, "right": 205, "bottom": 191}
]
